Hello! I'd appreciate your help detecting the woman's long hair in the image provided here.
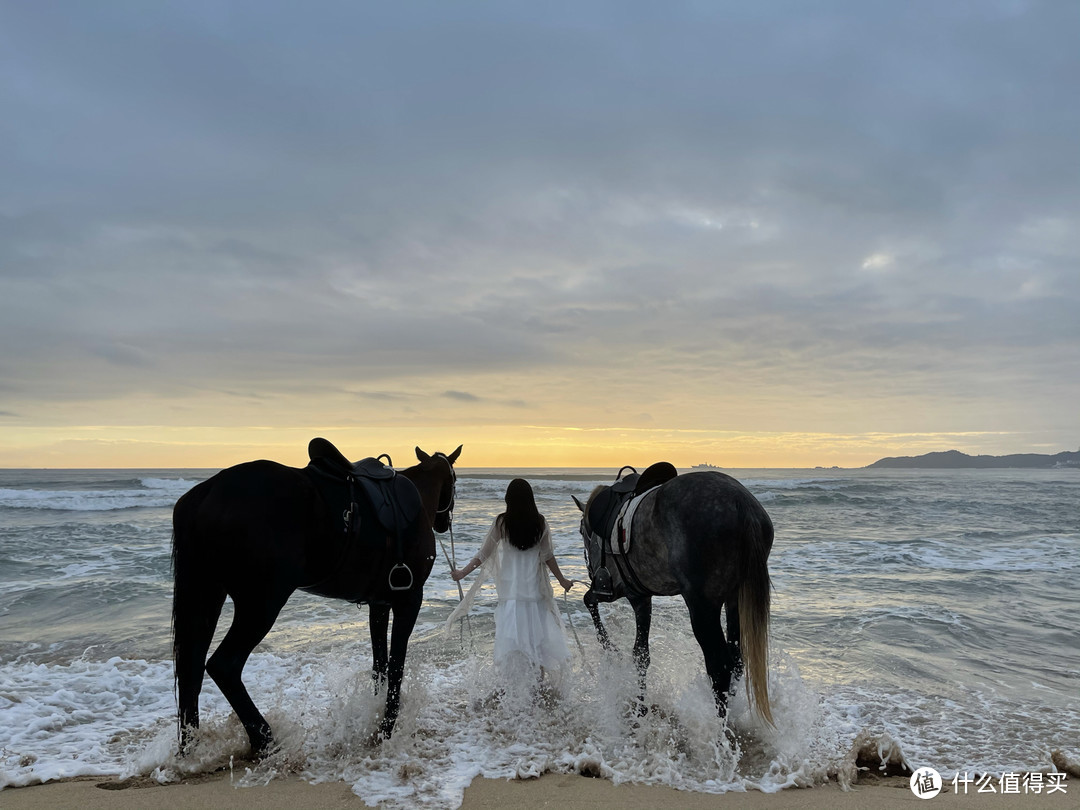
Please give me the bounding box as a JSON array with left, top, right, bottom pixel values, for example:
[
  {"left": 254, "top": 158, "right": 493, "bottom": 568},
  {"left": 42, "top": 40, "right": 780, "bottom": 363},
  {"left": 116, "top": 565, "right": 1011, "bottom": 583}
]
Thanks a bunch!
[{"left": 499, "top": 478, "right": 544, "bottom": 550}]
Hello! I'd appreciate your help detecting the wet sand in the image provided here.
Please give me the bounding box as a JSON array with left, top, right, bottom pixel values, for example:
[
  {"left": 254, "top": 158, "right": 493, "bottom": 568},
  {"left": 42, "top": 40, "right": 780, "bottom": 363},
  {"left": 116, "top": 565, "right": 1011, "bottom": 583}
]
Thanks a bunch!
[{"left": 0, "top": 771, "right": 1072, "bottom": 810}]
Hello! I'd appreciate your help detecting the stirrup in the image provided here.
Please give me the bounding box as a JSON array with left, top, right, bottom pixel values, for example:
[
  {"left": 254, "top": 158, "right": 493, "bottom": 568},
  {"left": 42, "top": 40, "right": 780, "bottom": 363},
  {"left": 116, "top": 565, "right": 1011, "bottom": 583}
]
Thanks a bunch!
[
  {"left": 592, "top": 566, "right": 614, "bottom": 599},
  {"left": 388, "top": 563, "right": 414, "bottom": 591}
]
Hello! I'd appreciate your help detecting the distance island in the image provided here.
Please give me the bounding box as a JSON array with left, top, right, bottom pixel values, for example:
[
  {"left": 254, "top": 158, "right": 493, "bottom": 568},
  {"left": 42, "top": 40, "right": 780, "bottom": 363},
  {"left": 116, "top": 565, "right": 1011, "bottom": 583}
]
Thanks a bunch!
[{"left": 866, "top": 449, "right": 1080, "bottom": 469}]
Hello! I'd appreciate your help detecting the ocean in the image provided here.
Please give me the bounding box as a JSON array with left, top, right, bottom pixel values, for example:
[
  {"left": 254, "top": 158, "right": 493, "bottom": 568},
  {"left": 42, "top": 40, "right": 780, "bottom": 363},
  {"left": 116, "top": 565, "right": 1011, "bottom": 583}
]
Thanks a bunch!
[{"left": 1, "top": 465, "right": 1077, "bottom": 805}]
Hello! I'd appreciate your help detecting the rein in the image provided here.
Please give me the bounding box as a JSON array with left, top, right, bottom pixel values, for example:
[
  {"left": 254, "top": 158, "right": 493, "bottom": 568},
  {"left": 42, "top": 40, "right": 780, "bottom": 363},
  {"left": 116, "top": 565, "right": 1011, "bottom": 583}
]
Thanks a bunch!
[
  {"left": 429, "top": 454, "right": 473, "bottom": 642},
  {"left": 430, "top": 453, "right": 461, "bottom": 591},
  {"left": 561, "top": 588, "right": 594, "bottom": 675}
]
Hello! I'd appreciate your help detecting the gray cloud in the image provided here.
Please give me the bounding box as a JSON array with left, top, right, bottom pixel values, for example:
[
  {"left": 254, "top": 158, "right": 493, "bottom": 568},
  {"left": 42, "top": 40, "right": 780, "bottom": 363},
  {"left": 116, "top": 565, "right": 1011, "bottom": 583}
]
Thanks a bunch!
[
  {"left": 1, "top": 1, "right": 1078, "bottom": 448},
  {"left": 442, "top": 391, "right": 480, "bottom": 403}
]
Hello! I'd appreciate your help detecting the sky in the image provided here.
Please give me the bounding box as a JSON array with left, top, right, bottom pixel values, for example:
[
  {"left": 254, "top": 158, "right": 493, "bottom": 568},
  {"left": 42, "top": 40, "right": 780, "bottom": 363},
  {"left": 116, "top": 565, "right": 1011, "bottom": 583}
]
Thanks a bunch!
[{"left": 1, "top": 1, "right": 1078, "bottom": 469}]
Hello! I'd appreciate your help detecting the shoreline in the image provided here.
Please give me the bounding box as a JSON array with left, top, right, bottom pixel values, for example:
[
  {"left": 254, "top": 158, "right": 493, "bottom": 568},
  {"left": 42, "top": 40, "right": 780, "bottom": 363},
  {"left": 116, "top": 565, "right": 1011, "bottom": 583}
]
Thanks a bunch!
[{"left": 0, "top": 771, "right": 1072, "bottom": 810}]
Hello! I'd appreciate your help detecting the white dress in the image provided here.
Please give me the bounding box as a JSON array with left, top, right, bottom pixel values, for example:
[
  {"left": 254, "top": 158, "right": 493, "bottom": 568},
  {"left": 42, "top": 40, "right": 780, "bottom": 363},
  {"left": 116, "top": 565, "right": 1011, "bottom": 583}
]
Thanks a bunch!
[{"left": 447, "top": 517, "right": 571, "bottom": 675}]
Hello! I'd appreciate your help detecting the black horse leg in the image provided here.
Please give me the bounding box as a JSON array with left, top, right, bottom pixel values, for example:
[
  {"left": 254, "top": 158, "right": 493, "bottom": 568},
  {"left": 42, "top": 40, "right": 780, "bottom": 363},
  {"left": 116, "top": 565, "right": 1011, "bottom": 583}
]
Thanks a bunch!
[
  {"left": 369, "top": 600, "right": 390, "bottom": 693},
  {"left": 175, "top": 585, "right": 227, "bottom": 753},
  {"left": 685, "top": 594, "right": 739, "bottom": 718},
  {"left": 205, "top": 588, "right": 292, "bottom": 756},
  {"left": 380, "top": 587, "right": 423, "bottom": 739},
  {"left": 628, "top": 593, "right": 653, "bottom": 715},
  {"left": 583, "top": 588, "right": 616, "bottom": 651}
]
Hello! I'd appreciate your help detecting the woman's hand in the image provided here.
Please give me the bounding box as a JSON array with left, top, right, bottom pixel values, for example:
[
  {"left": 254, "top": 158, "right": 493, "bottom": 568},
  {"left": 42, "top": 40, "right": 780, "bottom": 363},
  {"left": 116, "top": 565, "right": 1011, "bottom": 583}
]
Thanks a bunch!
[
  {"left": 452, "top": 558, "right": 479, "bottom": 581},
  {"left": 560, "top": 577, "right": 575, "bottom": 592}
]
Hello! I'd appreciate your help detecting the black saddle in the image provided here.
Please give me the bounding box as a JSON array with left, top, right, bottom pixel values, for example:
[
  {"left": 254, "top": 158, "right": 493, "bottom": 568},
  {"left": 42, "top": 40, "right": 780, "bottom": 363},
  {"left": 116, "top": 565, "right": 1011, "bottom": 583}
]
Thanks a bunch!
[
  {"left": 308, "top": 437, "right": 395, "bottom": 480},
  {"left": 585, "top": 462, "right": 678, "bottom": 546},
  {"left": 303, "top": 438, "right": 423, "bottom": 589},
  {"left": 637, "top": 461, "right": 677, "bottom": 494},
  {"left": 585, "top": 462, "right": 679, "bottom": 600}
]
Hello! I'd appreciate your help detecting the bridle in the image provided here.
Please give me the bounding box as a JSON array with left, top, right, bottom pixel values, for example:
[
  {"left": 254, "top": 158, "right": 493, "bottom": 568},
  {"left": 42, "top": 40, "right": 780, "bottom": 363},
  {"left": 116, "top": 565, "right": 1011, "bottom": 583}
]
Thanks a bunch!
[
  {"left": 578, "top": 469, "right": 652, "bottom": 599},
  {"left": 386, "top": 451, "right": 456, "bottom": 593},
  {"left": 578, "top": 496, "right": 612, "bottom": 599},
  {"left": 430, "top": 453, "right": 469, "bottom": 621},
  {"left": 432, "top": 452, "right": 457, "bottom": 520},
  {"left": 580, "top": 512, "right": 597, "bottom": 575}
]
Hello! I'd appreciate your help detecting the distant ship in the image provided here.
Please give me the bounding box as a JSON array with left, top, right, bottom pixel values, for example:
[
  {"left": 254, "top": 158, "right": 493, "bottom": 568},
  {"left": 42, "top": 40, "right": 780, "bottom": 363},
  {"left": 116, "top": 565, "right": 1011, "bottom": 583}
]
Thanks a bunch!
[{"left": 691, "top": 463, "right": 721, "bottom": 471}]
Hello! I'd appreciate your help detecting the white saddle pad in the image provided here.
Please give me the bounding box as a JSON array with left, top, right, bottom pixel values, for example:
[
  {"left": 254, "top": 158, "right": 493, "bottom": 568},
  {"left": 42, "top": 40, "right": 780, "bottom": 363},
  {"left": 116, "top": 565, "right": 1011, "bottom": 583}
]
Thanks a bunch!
[{"left": 609, "top": 486, "right": 659, "bottom": 555}]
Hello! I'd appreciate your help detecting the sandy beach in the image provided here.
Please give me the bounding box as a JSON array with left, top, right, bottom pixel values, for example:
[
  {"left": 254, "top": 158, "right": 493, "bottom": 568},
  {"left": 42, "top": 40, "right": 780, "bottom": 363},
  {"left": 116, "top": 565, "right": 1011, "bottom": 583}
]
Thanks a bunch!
[{"left": 0, "top": 771, "right": 1072, "bottom": 810}]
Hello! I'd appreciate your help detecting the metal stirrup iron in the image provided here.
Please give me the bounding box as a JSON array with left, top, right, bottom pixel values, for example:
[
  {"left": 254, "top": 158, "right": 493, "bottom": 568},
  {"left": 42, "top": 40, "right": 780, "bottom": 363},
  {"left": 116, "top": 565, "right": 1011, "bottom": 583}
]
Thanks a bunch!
[{"left": 388, "top": 562, "right": 413, "bottom": 591}]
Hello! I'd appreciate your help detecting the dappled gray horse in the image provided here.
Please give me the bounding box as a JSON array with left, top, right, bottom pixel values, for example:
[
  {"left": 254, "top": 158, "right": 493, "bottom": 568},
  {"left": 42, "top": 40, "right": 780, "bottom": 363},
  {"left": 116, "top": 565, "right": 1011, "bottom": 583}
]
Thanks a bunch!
[{"left": 574, "top": 466, "right": 774, "bottom": 723}]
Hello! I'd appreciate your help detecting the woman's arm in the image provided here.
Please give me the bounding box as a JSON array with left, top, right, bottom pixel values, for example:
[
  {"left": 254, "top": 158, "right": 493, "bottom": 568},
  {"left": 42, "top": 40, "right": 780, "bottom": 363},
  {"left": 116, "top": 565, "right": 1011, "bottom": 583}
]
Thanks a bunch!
[
  {"left": 451, "top": 519, "right": 499, "bottom": 581},
  {"left": 546, "top": 556, "right": 574, "bottom": 592},
  {"left": 536, "top": 518, "right": 574, "bottom": 591}
]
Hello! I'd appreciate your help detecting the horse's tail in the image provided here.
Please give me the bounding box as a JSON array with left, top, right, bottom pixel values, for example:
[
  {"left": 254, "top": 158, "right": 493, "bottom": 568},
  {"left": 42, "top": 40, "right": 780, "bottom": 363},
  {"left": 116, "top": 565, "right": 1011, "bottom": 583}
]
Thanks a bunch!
[
  {"left": 737, "top": 506, "right": 774, "bottom": 725},
  {"left": 171, "top": 481, "right": 225, "bottom": 740},
  {"left": 172, "top": 485, "right": 200, "bottom": 672}
]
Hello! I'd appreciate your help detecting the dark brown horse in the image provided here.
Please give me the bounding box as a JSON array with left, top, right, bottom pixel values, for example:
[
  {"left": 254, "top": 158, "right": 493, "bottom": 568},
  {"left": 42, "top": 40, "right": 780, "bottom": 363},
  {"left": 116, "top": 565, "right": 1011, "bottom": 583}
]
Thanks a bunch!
[
  {"left": 574, "top": 468, "right": 774, "bottom": 724},
  {"left": 172, "top": 442, "right": 460, "bottom": 754}
]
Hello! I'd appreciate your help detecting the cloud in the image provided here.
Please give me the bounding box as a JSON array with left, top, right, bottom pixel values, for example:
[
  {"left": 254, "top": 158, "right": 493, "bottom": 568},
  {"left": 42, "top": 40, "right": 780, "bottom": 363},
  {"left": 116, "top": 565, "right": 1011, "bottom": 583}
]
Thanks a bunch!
[
  {"left": 354, "top": 391, "right": 412, "bottom": 402},
  {"left": 0, "top": 1, "right": 1078, "bottom": 459}
]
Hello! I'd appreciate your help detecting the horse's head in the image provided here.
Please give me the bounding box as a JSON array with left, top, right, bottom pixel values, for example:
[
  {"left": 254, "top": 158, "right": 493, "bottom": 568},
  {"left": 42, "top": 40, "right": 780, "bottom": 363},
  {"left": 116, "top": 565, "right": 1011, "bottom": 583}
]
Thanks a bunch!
[
  {"left": 573, "top": 484, "right": 608, "bottom": 581},
  {"left": 415, "top": 445, "right": 461, "bottom": 533},
  {"left": 574, "top": 466, "right": 641, "bottom": 600}
]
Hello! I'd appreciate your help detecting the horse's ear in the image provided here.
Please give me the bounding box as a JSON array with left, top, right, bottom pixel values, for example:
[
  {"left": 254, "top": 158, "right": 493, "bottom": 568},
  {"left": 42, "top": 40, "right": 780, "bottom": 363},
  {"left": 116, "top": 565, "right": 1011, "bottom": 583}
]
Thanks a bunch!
[
  {"left": 415, "top": 447, "right": 431, "bottom": 462},
  {"left": 447, "top": 445, "right": 462, "bottom": 465},
  {"left": 572, "top": 495, "right": 585, "bottom": 513}
]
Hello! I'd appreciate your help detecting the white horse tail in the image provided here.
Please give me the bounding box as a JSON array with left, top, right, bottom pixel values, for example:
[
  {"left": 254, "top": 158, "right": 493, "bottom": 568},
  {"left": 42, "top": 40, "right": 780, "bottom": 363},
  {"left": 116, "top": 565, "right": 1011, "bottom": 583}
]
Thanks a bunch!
[{"left": 738, "top": 508, "right": 774, "bottom": 725}]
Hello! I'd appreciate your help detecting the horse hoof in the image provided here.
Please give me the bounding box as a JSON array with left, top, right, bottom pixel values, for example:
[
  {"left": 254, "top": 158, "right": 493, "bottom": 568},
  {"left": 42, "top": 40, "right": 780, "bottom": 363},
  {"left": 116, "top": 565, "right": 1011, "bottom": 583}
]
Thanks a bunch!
[
  {"left": 249, "top": 726, "right": 275, "bottom": 758},
  {"left": 178, "top": 728, "right": 198, "bottom": 757}
]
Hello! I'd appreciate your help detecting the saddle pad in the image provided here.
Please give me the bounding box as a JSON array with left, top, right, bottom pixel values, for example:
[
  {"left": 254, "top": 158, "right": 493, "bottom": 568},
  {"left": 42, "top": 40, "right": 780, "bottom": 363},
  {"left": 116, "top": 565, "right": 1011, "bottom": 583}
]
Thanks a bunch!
[{"left": 610, "top": 485, "right": 659, "bottom": 555}]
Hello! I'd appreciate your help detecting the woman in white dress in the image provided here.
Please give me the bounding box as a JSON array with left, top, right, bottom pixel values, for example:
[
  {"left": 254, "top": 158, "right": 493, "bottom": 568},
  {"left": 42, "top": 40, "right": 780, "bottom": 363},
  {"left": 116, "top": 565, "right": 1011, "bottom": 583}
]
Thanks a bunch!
[{"left": 449, "top": 479, "right": 574, "bottom": 679}]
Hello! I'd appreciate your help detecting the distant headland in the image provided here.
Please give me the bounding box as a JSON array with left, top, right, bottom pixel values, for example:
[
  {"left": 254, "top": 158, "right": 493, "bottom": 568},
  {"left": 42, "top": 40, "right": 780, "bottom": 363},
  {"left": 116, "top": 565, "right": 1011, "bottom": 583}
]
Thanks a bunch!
[{"left": 866, "top": 449, "right": 1080, "bottom": 469}]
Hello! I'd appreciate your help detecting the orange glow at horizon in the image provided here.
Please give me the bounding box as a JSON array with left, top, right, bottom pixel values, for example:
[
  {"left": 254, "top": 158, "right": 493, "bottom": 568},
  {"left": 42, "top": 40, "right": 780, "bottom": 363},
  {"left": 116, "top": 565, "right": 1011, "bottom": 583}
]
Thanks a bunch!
[{"left": 0, "top": 423, "right": 1027, "bottom": 470}]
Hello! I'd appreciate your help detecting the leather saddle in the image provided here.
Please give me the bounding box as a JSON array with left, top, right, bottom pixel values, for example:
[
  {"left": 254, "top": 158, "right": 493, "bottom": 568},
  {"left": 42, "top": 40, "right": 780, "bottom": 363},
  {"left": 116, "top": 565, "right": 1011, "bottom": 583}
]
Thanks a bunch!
[
  {"left": 303, "top": 437, "right": 423, "bottom": 562},
  {"left": 585, "top": 462, "right": 678, "bottom": 599},
  {"left": 585, "top": 462, "right": 678, "bottom": 549}
]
